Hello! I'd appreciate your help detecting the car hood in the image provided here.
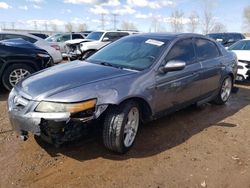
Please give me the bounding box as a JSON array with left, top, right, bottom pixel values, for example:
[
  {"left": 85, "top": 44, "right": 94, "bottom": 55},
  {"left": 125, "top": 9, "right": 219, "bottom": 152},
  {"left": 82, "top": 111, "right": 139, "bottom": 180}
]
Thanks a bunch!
[
  {"left": 17, "top": 61, "right": 135, "bottom": 100},
  {"left": 65, "top": 39, "right": 88, "bottom": 45},
  {"left": 232, "top": 50, "right": 250, "bottom": 61}
]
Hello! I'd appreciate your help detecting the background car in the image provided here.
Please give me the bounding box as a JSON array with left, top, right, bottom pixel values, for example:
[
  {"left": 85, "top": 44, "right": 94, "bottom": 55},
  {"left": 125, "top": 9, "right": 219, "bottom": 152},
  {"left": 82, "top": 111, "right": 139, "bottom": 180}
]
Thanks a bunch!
[
  {"left": 228, "top": 39, "right": 250, "bottom": 81},
  {"left": 206, "top": 32, "right": 245, "bottom": 47},
  {"left": 80, "top": 31, "right": 92, "bottom": 37},
  {"left": 45, "top": 32, "right": 85, "bottom": 57},
  {"left": 79, "top": 30, "right": 132, "bottom": 59},
  {"left": 29, "top": 33, "right": 49, "bottom": 39},
  {"left": 0, "top": 38, "right": 53, "bottom": 90},
  {"left": 0, "top": 32, "right": 62, "bottom": 63}
]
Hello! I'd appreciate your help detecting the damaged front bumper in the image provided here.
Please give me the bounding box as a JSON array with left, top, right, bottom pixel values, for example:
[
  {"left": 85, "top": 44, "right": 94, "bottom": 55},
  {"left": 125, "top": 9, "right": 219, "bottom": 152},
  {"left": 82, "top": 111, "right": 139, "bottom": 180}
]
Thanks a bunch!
[{"left": 7, "top": 89, "right": 108, "bottom": 144}]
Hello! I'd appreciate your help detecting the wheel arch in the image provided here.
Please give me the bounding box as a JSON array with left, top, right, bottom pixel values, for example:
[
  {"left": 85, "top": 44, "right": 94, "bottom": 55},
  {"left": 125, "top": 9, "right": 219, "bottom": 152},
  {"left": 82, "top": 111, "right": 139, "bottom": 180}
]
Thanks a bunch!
[
  {"left": 115, "top": 97, "right": 153, "bottom": 123},
  {"left": 0, "top": 60, "right": 38, "bottom": 77}
]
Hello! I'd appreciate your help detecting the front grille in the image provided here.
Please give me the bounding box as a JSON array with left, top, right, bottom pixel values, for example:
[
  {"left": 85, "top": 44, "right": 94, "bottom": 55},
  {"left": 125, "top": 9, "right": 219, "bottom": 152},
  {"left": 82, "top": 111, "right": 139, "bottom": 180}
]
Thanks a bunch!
[{"left": 12, "top": 95, "right": 29, "bottom": 110}]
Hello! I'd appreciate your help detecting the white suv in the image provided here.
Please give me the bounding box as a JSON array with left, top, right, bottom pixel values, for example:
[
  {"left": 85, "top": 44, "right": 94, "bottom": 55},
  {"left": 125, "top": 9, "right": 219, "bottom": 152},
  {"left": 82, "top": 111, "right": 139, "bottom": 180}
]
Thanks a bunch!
[
  {"left": 79, "top": 31, "right": 132, "bottom": 59},
  {"left": 228, "top": 39, "right": 250, "bottom": 81}
]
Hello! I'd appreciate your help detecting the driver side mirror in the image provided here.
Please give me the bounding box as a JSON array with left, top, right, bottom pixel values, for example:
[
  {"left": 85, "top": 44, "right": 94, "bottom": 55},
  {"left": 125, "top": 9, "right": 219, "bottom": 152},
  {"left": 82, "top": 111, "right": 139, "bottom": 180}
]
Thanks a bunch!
[
  {"left": 159, "top": 60, "right": 186, "bottom": 73},
  {"left": 102, "top": 37, "right": 110, "bottom": 42}
]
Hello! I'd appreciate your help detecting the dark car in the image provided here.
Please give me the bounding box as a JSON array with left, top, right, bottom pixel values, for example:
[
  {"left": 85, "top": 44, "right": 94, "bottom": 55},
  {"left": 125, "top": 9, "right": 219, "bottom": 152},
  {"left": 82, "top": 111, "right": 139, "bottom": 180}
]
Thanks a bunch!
[
  {"left": 29, "top": 33, "right": 49, "bottom": 39},
  {"left": 206, "top": 32, "right": 245, "bottom": 47},
  {"left": 8, "top": 33, "right": 237, "bottom": 153},
  {"left": 0, "top": 38, "right": 53, "bottom": 90}
]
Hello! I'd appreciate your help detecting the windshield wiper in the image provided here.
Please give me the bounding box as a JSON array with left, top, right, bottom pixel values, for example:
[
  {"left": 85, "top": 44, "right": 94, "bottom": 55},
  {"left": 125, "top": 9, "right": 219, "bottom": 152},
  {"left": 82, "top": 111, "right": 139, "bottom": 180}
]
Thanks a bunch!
[{"left": 99, "top": 61, "right": 123, "bottom": 69}]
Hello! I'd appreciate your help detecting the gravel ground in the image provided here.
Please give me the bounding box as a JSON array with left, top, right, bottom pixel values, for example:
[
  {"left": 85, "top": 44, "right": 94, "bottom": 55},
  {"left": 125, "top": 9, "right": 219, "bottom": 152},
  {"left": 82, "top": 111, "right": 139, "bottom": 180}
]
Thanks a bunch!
[{"left": 0, "top": 83, "right": 250, "bottom": 188}]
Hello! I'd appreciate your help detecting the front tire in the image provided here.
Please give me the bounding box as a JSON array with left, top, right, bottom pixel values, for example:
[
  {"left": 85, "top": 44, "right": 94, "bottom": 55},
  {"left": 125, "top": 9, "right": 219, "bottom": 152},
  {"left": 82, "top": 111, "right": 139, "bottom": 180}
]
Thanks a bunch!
[
  {"left": 212, "top": 76, "right": 232, "bottom": 105},
  {"left": 103, "top": 101, "right": 140, "bottom": 153},
  {"left": 2, "top": 64, "right": 35, "bottom": 91}
]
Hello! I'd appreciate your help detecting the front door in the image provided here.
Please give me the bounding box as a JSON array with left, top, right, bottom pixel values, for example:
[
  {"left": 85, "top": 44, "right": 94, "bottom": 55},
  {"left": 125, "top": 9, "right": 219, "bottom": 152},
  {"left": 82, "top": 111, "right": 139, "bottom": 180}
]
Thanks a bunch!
[{"left": 154, "top": 38, "right": 202, "bottom": 113}]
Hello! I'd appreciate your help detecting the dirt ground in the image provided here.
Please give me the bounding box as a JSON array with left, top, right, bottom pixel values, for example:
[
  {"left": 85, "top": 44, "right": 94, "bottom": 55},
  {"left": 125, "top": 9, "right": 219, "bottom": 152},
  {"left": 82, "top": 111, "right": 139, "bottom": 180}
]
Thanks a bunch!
[{"left": 0, "top": 83, "right": 250, "bottom": 188}]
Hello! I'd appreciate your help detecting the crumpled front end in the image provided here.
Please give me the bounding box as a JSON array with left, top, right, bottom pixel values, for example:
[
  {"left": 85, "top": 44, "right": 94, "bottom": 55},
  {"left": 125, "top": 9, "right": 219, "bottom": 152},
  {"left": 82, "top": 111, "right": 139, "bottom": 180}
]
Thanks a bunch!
[{"left": 7, "top": 88, "right": 107, "bottom": 145}]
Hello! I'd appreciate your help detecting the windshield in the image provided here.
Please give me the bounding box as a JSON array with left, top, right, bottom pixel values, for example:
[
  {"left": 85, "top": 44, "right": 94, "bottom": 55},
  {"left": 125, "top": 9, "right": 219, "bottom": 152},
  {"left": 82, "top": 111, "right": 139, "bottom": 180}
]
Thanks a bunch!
[
  {"left": 228, "top": 40, "right": 250, "bottom": 50},
  {"left": 86, "top": 32, "right": 104, "bottom": 41},
  {"left": 207, "top": 34, "right": 225, "bottom": 42},
  {"left": 46, "top": 34, "right": 61, "bottom": 42},
  {"left": 87, "top": 36, "right": 170, "bottom": 71}
]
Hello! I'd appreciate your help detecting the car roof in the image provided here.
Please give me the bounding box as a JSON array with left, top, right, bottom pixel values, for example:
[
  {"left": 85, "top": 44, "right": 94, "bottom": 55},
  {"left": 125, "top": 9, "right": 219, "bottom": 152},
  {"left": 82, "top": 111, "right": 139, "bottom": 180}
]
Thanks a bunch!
[
  {"left": 207, "top": 32, "right": 243, "bottom": 35},
  {"left": 0, "top": 31, "right": 42, "bottom": 41},
  {"left": 134, "top": 32, "right": 206, "bottom": 40}
]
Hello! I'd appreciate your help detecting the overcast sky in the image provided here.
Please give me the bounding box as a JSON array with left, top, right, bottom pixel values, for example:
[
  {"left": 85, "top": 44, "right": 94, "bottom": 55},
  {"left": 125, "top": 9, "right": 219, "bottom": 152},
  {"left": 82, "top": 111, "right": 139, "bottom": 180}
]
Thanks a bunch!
[{"left": 0, "top": 0, "right": 249, "bottom": 33}]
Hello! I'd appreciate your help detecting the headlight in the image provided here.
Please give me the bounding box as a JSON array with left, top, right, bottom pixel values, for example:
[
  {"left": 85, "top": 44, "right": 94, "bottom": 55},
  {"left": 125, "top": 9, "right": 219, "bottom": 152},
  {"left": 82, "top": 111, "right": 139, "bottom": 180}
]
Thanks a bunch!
[{"left": 35, "top": 99, "right": 97, "bottom": 113}]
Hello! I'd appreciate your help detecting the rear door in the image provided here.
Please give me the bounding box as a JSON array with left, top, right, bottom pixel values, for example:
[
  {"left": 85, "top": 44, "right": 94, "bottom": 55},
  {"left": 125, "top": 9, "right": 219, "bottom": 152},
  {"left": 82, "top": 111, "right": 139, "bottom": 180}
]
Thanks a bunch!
[
  {"left": 194, "top": 38, "right": 222, "bottom": 96},
  {"left": 154, "top": 38, "right": 202, "bottom": 112}
]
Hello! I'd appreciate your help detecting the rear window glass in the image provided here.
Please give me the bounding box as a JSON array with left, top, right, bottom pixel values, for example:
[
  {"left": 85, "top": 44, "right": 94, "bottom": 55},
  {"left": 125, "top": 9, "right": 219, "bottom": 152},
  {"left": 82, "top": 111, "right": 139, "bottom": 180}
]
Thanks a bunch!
[
  {"left": 195, "top": 39, "right": 220, "bottom": 60},
  {"left": 3, "top": 34, "right": 37, "bottom": 43}
]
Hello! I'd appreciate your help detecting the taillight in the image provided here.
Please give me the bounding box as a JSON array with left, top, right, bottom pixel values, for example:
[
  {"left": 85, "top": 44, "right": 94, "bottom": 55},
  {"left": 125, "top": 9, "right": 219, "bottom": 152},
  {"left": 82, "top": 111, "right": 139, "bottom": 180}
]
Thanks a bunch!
[{"left": 51, "top": 45, "right": 60, "bottom": 51}]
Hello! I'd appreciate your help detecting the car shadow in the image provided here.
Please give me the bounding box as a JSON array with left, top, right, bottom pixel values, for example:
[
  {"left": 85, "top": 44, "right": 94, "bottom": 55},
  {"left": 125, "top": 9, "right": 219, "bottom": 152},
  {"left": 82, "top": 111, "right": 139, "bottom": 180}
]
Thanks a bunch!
[
  {"left": 0, "top": 88, "right": 9, "bottom": 101},
  {"left": 35, "top": 86, "right": 250, "bottom": 161}
]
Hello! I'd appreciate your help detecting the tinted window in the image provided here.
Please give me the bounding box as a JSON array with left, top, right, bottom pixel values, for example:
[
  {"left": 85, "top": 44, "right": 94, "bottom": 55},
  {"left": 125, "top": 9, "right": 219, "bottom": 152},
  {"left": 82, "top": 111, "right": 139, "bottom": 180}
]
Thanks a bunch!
[
  {"left": 56, "top": 34, "right": 70, "bottom": 42},
  {"left": 207, "top": 33, "right": 225, "bottom": 40},
  {"left": 228, "top": 40, "right": 246, "bottom": 50},
  {"left": 88, "top": 36, "right": 170, "bottom": 71},
  {"left": 86, "top": 32, "right": 104, "bottom": 40},
  {"left": 72, "top": 34, "right": 84, "bottom": 39},
  {"left": 226, "top": 33, "right": 243, "bottom": 41},
  {"left": 103, "top": 32, "right": 121, "bottom": 41},
  {"left": 244, "top": 41, "right": 250, "bottom": 50},
  {"left": 3, "top": 34, "right": 37, "bottom": 43},
  {"left": 195, "top": 39, "right": 220, "bottom": 60},
  {"left": 165, "top": 38, "right": 195, "bottom": 65},
  {"left": 119, "top": 32, "right": 129, "bottom": 37}
]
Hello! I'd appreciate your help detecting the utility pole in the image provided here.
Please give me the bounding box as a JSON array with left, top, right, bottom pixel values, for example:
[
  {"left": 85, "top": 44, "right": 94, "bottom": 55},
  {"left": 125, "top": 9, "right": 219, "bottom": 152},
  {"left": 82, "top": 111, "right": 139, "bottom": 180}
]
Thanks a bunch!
[
  {"left": 112, "top": 13, "right": 118, "bottom": 30},
  {"left": 44, "top": 22, "right": 48, "bottom": 31},
  {"left": 34, "top": 21, "right": 37, "bottom": 30},
  {"left": 100, "top": 13, "right": 105, "bottom": 30}
]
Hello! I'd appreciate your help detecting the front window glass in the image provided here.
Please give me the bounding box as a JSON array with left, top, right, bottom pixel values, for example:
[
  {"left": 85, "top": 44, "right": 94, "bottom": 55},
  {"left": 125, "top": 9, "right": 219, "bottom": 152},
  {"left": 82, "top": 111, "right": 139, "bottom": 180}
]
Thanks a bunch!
[
  {"left": 88, "top": 36, "right": 170, "bottom": 71},
  {"left": 45, "top": 34, "right": 61, "bottom": 42},
  {"left": 165, "top": 39, "right": 195, "bottom": 65},
  {"left": 86, "top": 32, "right": 104, "bottom": 40}
]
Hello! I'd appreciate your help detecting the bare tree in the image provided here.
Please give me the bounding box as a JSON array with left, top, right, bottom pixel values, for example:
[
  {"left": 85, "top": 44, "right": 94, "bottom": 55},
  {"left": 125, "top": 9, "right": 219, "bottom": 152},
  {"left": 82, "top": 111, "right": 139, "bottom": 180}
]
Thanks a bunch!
[
  {"left": 187, "top": 11, "right": 199, "bottom": 33},
  {"left": 211, "top": 22, "right": 227, "bottom": 33},
  {"left": 170, "top": 10, "right": 184, "bottom": 32},
  {"left": 0, "top": 22, "right": 6, "bottom": 30},
  {"left": 77, "top": 23, "right": 88, "bottom": 32},
  {"left": 150, "top": 17, "right": 159, "bottom": 32},
  {"left": 243, "top": 5, "right": 250, "bottom": 32},
  {"left": 11, "top": 22, "right": 15, "bottom": 30},
  {"left": 200, "top": 0, "right": 216, "bottom": 34},
  {"left": 65, "top": 22, "right": 73, "bottom": 32},
  {"left": 120, "top": 21, "right": 137, "bottom": 30}
]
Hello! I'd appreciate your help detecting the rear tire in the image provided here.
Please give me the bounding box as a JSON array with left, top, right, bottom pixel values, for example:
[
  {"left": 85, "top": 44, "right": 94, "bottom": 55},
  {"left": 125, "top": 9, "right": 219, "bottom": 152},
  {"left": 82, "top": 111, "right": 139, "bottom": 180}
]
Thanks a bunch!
[
  {"left": 212, "top": 76, "right": 232, "bottom": 105},
  {"left": 102, "top": 101, "right": 140, "bottom": 153},
  {"left": 2, "top": 64, "right": 34, "bottom": 91}
]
